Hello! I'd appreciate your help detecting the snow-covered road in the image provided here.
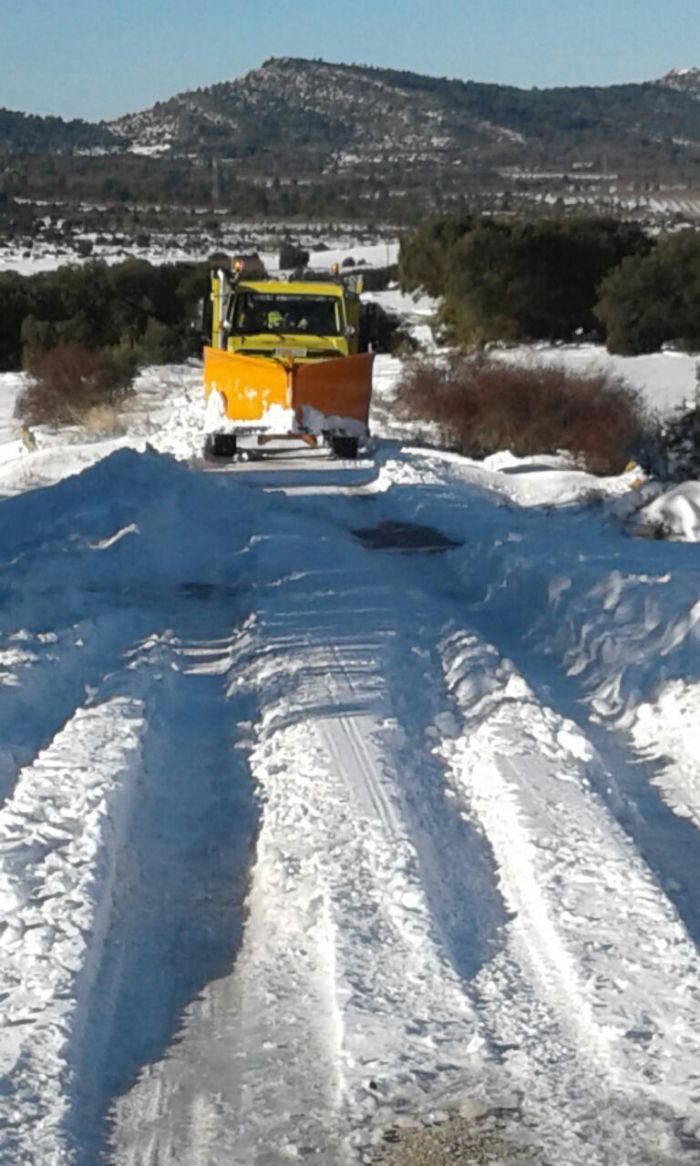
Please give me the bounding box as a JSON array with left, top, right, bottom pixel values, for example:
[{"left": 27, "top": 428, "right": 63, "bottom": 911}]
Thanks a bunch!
[{"left": 0, "top": 358, "right": 699, "bottom": 1164}]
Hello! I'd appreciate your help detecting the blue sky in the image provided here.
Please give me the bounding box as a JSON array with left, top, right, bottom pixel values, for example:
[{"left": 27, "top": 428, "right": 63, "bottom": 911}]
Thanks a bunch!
[{"left": 3, "top": 0, "right": 700, "bottom": 121}]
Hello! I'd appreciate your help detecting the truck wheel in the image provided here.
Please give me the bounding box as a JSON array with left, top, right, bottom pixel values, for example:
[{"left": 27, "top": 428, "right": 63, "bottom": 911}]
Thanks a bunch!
[
  {"left": 205, "top": 433, "right": 237, "bottom": 459},
  {"left": 331, "top": 436, "right": 359, "bottom": 459}
]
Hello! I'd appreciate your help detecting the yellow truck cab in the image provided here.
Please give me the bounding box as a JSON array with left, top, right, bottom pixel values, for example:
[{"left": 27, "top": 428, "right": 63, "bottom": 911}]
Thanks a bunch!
[{"left": 203, "top": 264, "right": 372, "bottom": 459}]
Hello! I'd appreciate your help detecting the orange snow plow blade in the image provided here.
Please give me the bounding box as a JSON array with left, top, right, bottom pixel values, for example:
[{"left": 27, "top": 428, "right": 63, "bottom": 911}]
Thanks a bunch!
[
  {"left": 204, "top": 347, "right": 290, "bottom": 423},
  {"left": 204, "top": 348, "right": 373, "bottom": 429},
  {"left": 293, "top": 352, "right": 374, "bottom": 425}
]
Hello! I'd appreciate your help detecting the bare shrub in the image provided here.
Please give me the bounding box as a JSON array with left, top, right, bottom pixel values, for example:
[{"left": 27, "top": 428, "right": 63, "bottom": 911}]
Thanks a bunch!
[
  {"left": 15, "top": 344, "right": 135, "bottom": 427},
  {"left": 394, "top": 354, "right": 648, "bottom": 475},
  {"left": 82, "top": 404, "right": 126, "bottom": 437}
]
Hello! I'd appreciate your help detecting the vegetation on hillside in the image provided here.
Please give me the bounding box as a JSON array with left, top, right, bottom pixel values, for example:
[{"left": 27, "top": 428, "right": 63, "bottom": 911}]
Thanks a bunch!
[
  {"left": 4, "top": 60, "right": 700, "bottom": 222},
  {"left": 0, "top": 108, "right": 122, "bottom": 154},
  {"left": 0, "top": 154, "right": 451, "bottom": 224},
  {"left": 5, "top": 57, "right": 700, "bottom": 191}
]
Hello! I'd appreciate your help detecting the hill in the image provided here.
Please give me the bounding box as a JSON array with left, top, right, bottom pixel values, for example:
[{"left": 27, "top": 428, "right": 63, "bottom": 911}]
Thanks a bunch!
[
  {"left": 3, "top": 59, "right": 700, "bottom": 221},
  {"left": 107, "top": 57, "right": 700, "bottom": 182}
]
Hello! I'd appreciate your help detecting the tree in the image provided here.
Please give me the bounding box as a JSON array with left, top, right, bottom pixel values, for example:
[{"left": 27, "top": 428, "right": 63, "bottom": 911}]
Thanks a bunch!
[
  {"left": 400, "top": 213, "right": 650, "bottom": 346},
  {"left": 279, "top": 242, "right": 310, "bottom": 269},
  {"left": 0, "top": 258, "right": 210, "bottom": 372},
  {"left": 596, "top": 230, "right": 700, "bottom": 354},
  {"left": 398, "top": 213, "right": 475, "bottom": 297},
  {"left": 0, "top": 273, "right": 30, "bottom": 369}
]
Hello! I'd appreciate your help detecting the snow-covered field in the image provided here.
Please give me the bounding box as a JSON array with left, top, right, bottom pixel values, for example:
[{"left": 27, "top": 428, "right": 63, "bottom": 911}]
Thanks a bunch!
[
  {"left": 0, "top": 320, "right": 699, "bottom": 1164},
  {"left": 495, "top": 341, "right": 699, "bottom": 416},
  {"left": 0, "top": 228, "right": 399, "bottom": 278}
]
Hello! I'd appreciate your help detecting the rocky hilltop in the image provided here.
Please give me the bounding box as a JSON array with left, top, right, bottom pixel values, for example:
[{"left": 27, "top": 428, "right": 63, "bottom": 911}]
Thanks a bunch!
[{"left": 104, "top": 57, "right": 700, "bottom": 179}]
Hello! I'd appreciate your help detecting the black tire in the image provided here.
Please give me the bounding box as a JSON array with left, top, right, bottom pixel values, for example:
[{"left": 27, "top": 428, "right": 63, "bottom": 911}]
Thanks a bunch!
[
  {"left": 204, "top": 433, "right": 238, "bottom": 460},
  {"left": 330, "top": 436, "right": 359, "bottom": 459}
]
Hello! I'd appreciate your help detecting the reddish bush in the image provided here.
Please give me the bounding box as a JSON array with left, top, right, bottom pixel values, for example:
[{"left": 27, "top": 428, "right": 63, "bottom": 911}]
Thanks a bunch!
[
  {"left": 16, "top": 344, "right": 134, "bottom": 427},
  {"left": 394, "top": 354, "right": 648, "bottom": 475}
]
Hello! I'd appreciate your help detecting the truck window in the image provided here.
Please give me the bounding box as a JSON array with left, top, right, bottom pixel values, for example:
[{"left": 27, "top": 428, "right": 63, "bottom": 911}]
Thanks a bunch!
[{"left": 231, "top": 294, "right": 341, "bottom": 335}]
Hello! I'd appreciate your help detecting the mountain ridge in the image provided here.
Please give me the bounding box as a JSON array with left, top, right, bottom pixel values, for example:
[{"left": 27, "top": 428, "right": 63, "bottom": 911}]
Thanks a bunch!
[
  {"left": 2, "top": 58, "right": 699, "bottom": 159},
  {"left": 4, "top": 58, "right": 700, "bottom": 217}
]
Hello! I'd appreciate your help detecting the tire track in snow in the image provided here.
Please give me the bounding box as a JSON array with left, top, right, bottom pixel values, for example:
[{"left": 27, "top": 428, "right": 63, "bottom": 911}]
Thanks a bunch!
[
  {"left": 0, "top": 689, "right": 145, "bottom": 1166},
  {"left": 523, "top": 650, "right": 700, "bottom": 958},
  {"left": 0, "top": 605, "right": 257, "bottom": 1166},
  {"left": 73, "top": 623, "right": 257, "bottom": 1166},
  {"left": 300, "top": 474, "right": 700, "bottom": 1160},
  {"left": 220, "top": 625, "right": 485, "bottom": 1163},
  {"left": 108, "top": 554, "right": 503, "bottom": 1165},
  {"left": 325, "top": 602, "right": 506, "bottom": 988},
  {"left": 323, "top": 645, "right": 402, "bottom": 840},
  {"left": 438, "top": 629, "right": 700, "bottom": 1163},
  {"left": 111, "top": 710, "right": 354, "bottom": 1166},
  {"left": 239, "top": 464, "right": 700, "bottom": 1161},
  {"left": 0, "top": 614, "right": 155, "bottom": 808}
]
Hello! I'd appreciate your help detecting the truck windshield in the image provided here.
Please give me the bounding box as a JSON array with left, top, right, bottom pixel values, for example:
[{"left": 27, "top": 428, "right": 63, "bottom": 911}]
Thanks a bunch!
[{"left": 231, "top": 293, "right": 341, "bottom": 336}]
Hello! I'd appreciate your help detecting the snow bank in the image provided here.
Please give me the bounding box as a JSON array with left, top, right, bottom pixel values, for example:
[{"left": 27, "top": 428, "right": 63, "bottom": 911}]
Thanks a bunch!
[
  {"left": 632, "top": 679, "right": 700, "bottom": 830},
  {"left": 365, "top": 447, "right": 700, "bottom": 828},
  {"left": 637, "top": 479, "right": 700, "bottom": 540}
]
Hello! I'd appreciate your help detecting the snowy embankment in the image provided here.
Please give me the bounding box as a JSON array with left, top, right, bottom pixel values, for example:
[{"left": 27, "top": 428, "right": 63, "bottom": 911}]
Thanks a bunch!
[{"left": 0, "top": 336, "right": 699, "bottom": 1163}]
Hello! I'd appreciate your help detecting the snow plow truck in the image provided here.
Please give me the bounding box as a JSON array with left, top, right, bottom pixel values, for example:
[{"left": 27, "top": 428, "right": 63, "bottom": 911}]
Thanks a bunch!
[{"left": 203, "top": 259, "right": 374, "bottom": 459}]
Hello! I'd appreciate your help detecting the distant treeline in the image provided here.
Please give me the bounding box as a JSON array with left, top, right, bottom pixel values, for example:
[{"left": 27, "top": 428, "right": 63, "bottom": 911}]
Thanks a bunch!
[
  {"left": 0, "top": 259, "right": 210, "bottom": 371},
  {"left": 1, "top": 154, "right": 435, "bottom": 225},
  {"left": 399, "top": 214, "right": 700, "bottom": 355}
]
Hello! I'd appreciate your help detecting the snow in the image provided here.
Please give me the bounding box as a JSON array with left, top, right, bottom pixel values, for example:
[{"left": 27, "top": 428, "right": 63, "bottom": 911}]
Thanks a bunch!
[
  {"left": 0, "top": 373, "right": 23, "bottom": 446},
  {"left": 439, "top": 629, "right": 700, "bottom": 1161},
  {"left": 308, "top": 242, "right": 399, "bottom": 271},
  {"left": 364, "top": 286, "right": 439, "bottom": 354},
  {"left": 494, "top": 342, "right": 698, "bottom": 415},
  {"left": 0, "top": 695, "right": 145, "bottom": 1162},
  {"left": 637, "top": 480, "right": 700, "bottom": 540},
  {"left": 0, "top": 301, "right": 700, "bottom": 1163},
  {"left": 0, "top": 229, "right": 400, "bottom": 279},
  {"left": 632, "top": 679, "right": 700, "bottom": 829},
  {"left": 299, "top": 403, "right": 368, "bottom": 438}
]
